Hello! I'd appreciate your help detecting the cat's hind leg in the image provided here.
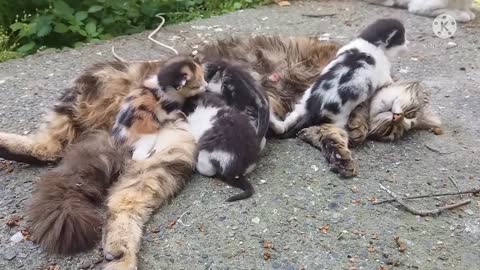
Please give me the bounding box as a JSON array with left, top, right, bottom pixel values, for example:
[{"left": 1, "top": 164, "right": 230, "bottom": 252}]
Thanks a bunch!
[
  {"left": 0, "top": 111, "right": 79, "bottom": 164},
  {"left": 298, "top": 124, "right": 357, "bottom": 177},
  {"left": 102, "top": 128, "right": 195, "bottom": 270}
]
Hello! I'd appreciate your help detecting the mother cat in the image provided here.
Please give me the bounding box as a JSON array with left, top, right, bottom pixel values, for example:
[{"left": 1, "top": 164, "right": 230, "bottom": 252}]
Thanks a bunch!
[{"left": 0, "top": 34, "right": 441, "bottom": 269}]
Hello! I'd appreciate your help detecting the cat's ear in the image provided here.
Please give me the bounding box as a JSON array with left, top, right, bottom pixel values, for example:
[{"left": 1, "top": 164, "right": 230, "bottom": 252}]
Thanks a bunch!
[{"left": 143, "top": 75, "right": 159, "bottom": 89}]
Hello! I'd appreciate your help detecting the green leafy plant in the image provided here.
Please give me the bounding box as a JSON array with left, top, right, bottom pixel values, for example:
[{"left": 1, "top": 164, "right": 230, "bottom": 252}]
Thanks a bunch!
[{"left": 0, "top": 0, "right": 269, "bottom": 59}]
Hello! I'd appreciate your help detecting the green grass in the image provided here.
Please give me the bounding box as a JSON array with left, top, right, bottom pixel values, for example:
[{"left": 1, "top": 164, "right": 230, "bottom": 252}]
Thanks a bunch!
[{"left": 0, "top": 0, "right": 270, "bottom": 62}]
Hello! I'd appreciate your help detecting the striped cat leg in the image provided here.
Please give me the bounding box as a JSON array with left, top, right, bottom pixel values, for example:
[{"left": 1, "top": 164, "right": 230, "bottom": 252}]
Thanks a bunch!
[
  {"left": 298, "top": 124, "right": 357, "bottom": 177},
  {"left": 0, "top": 110, "right": 78, "bottom": 164},
  {"left": 102, "top": 126, "right": 195, "bottom": 270}
]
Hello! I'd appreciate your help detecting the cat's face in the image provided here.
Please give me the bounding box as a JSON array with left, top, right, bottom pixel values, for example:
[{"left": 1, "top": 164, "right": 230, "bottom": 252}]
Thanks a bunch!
[
  {"left": 368, "top": 81, "right": 442, "bottom": 141},
  {"left": 359, "top": 18, "right": 408, "bottom": 58},
  {"left": 144, "top": 56, "right": 208, "bottom": 99}
]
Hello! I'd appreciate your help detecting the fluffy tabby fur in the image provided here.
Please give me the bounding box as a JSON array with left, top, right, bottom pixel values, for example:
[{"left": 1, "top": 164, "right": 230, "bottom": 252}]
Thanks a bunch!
[
  {"left": 26, "top": 131, "right": 127, "bottom": 255},
  {"left": 0, "top": 57, "right": 198, "bottom": 270}
]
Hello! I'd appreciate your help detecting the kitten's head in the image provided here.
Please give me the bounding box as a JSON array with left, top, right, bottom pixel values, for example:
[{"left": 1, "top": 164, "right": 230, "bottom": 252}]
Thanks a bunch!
[
  {"left": 359, "top": 18, "right": 408, "bottom": 58},
  {"left": 144, "top": 56, "right": 207, "bottom": 100},
  {"left": 368, "top": 81, "right": 442, "bottom": 141}
]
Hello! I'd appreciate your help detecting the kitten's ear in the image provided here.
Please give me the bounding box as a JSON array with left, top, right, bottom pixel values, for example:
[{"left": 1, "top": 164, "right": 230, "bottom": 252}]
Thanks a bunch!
[
  {"left": 144, "top": 75, "right": 159, "bottom": 89},
  {"left": 385, "top": 30, "right": 398, "bottom": 46},
  {"left": 175, "top": 73, "right": 189, "bottom": 89}
]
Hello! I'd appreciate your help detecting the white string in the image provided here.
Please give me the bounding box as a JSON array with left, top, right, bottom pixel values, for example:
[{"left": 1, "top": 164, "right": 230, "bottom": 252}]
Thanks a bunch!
[
  {"left": 177, "top": 211, "right": 191, "bottom": 227},
  {"left": 148, "top": 14, "right": 178, "bottom": 55},
  {"left": 111, "top": 46, "right": 127, "bottom": 62}
]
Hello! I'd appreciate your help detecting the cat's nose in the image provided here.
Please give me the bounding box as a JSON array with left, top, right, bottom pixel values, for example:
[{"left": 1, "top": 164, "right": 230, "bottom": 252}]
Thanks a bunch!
[{"left": 392, "top": 113, "right": 404, "bottom": 123}]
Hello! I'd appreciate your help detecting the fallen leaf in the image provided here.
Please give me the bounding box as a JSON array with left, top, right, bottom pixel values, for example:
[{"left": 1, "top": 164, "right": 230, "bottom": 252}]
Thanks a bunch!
[
  {"left": 198, "top": 223, "right": 205, "bottom": 232},
  {"left": 371, "top": 233, "right": 379, "bottom": 240},
  {"left": 394, "top": 236, "right": 407, "bottom": 253},
  {"left": 352, "top": 198, "right": 361, "bottom": 204},
  {"left": 0, "top": 160, "right": 14, "bottom": 173},
  {"left": 150, "top": 227, "right": 161, "bottom": 233},
  {"left": 319, "top": 224, "right": 330, "bottom": 234},
  {"left": 275, "top": 0, "right": 291, "bottom": 6},
  {"left": 43, "top": 264, "right": 60, "bottom": 270},
  {"left": 167, "top": 219, "right": 177, "bottom": 229},
  {"left": 263, "top": 250, "right": 271, "bottom": 260},
  {"left": 368, "top": 242, "right": 376, "bottom": 252},
  {"left": 379, "top": 265, "right": 390, "bottom": 270},
  {"left": 6, "top": 215, "right": 21, "bottom": 227},
  {"left": 21, "top": 228, "right": 31, "bottom": 241},
  {"left": 352, "top": 229, "right": 367, "bottom": 236},
  {"left": 263, "top": 240, "right": 273, "bottom": 249}
]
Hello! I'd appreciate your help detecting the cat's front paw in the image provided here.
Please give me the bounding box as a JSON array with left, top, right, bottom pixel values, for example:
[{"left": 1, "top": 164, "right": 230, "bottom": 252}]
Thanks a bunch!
[
  {"left": 102, "top": 258, "right": 137, "bottom": 270},
  {"left": 102, "top": 240, "right": 137, "bottom": 270},
  {"left": 323, "top": 142, "right": 358, "bottom": 178}
]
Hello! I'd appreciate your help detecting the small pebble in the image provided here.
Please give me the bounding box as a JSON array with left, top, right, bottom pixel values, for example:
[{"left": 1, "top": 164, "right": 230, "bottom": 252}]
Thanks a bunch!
[
  {"left": 447, "top": 41, "right": 457, "bottom": 48},
  {"left": 10, "top": 232, "right": 24, "bottom": 243},
  {"left": 3, "top": 250, "right": 17, "bottom": 261},
  {"left": 251, "top": 217, "right": 260, "bottom": 224},
  {"left": 17, "top": 253, "right": 28, "bottom": 259}
]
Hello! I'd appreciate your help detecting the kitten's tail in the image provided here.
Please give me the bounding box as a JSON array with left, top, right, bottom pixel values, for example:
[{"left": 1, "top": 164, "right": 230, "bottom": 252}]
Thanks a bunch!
[
  {"left": 225, "top": 175, "right": 255, "bottom": 202},
  {"left": 26, "top": 131, "right": 127, "bottom": 254}
]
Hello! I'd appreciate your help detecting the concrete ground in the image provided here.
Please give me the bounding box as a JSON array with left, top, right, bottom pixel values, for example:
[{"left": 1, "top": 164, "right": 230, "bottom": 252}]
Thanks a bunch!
[{"left": 1, "top": 1, "right": 479, "bottom": 269}]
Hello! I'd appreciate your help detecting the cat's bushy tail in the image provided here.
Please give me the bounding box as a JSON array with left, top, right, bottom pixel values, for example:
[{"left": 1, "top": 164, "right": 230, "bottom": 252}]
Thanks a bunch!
[{"left": 26, "top": 131, "right": 127, "bottom": 254}]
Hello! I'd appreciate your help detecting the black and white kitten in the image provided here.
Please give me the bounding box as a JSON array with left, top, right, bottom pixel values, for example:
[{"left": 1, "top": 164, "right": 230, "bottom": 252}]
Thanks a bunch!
[
  {"left": 270, "top": 18, "right": 408, "bottom": 137},
  {"left": 183, "top": 60, "right": 269, "bottom": 202},
  {"left": 202, "top": 59, "right": 270, "bottom": 149},
  {"left": 184, "top": 92, "right": 260, "bottom": 202}
]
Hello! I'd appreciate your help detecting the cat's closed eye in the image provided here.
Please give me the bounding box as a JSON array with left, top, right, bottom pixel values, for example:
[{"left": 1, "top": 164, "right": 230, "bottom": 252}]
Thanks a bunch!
[{"left": 404, "top": 111, "right": 416, "bottom": 119}]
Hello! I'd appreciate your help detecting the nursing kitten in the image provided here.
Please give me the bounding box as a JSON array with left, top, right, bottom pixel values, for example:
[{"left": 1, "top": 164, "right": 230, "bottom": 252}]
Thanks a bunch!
[
  {"left": 364, "top": 0, "right": 476, "bottom": 22},
  {"left": 143, "top": 55, "right": 208, "bottom": 108},
  {"left": 184, "top": 91, "right": 260, "bottom": 202},
  {"left": 270, "top": 18, "right": 408, "bottom": 137},
  {"left": 113, "top": 55, "right": 206, "bottom": 160},
  {"left": 368, "top": 80, "right": 443, "bottom": 140},
  {"left": 202, "top": 59, "right": 270, "bottom": 148}
]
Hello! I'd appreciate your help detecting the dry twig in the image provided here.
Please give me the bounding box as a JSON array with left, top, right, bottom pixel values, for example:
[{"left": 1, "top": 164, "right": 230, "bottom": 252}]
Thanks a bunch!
[
  {"left": 373, "top": 187, "right": 480, "bottom": 205},
  {"left": 378, "top": 184, "right": 471, "bottom": 216}
]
